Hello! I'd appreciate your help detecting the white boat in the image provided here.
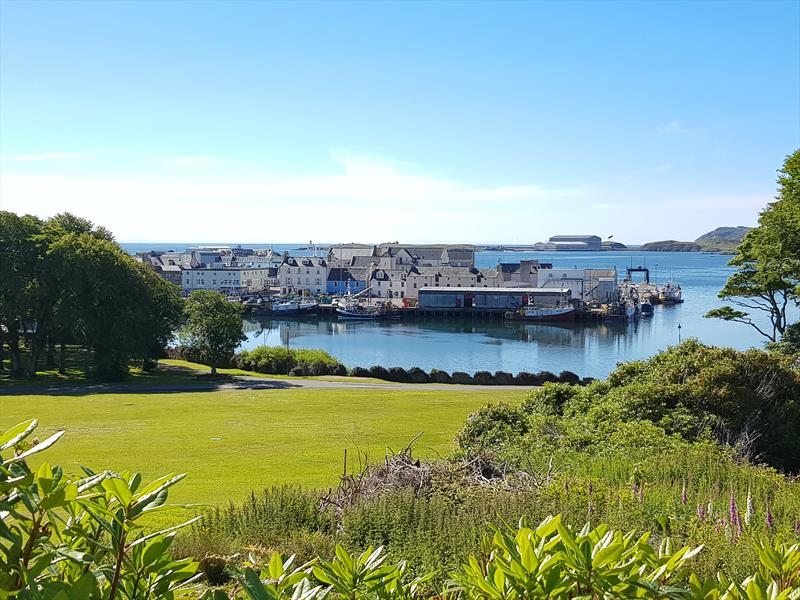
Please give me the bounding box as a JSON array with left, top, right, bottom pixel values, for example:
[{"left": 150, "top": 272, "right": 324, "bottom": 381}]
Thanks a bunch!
[
  {"left": 272, "top": 300, "right": 319, "bottom": 314},
  {"left": 659, "top": 282, "right": 683, "bottom": 304}
]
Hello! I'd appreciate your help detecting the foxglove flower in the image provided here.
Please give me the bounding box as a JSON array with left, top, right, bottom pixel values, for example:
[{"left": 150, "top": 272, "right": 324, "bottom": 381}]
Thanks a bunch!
[
  {"left": 745, "top": 487, "right": 753, "bottom": 526},
  {"left": 697, "top": 504, "right": 706, "bottom": 521}
]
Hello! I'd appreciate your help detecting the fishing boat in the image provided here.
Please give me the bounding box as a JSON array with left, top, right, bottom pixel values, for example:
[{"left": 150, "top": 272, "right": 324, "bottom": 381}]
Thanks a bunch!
[
  {"left": 336, "top": 301, "right": 398, "bottom": 320},
  {"left": 640, "top": 302, "right": 654, "bottom": 318},
  {"left": 272, "top": 299, "right": 319, "bottom": 315},
  {"left": 509, "top": 304, "right": 576, "bottom": 322},
  {"left": 658, "top": 282, "right": 683, "bottom": 304}
]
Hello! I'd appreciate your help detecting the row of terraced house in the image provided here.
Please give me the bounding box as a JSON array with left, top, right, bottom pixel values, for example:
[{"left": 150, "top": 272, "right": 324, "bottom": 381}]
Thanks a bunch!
[{"left": 134, "top": 243, "right": 619, "bottom": 304}]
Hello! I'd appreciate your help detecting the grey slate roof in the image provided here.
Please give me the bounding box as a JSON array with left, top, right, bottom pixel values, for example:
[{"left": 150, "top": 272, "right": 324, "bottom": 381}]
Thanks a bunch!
[
  {"left": 282, "top": 256, "right": 328, "bottom": 268},
  {"left": 327, "top": 268, "right": 367, "bottom": 282}
]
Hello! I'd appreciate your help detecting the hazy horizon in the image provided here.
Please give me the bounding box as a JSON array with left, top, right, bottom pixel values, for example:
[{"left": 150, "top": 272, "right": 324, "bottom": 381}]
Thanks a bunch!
[{"left": 1, "top": 1, "right": 798, "bottom": 244}]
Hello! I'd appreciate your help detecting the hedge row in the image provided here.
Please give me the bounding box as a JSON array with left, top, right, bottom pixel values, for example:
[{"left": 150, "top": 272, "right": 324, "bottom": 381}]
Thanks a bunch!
[
  {"left": 348, "top": 365, "right": 593, "bottom": 386},
  {"left": 235, "top": 346, "right": 348, "bottom": 376},
  {"left": 168, "top": 345, "right": 590, "bottom": 385}
]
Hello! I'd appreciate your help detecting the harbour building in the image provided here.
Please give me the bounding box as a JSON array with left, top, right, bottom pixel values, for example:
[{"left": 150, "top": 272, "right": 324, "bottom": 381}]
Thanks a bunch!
[{"left": 545, "top": 235, "right": 603, "bottom": 251}]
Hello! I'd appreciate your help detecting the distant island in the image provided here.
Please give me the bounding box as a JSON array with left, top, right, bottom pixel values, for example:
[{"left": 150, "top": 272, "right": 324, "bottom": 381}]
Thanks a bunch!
[
  {"left": 475, "top": 227, "right": 751, "bottom": 254},
  {"left": 639, "top": 226, "right": 752, "bottom": 253}
]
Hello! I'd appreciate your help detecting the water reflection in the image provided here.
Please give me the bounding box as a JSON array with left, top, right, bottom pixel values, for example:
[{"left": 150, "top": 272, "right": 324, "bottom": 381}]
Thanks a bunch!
[{"left": 237, "top": 252, "right": 792, "bottom": 378}]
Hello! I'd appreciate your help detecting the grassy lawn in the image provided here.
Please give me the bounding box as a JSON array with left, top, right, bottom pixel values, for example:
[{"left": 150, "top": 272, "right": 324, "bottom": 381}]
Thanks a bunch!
[{"left": 0, "top": 387, "right": 524, "bottom": 510}]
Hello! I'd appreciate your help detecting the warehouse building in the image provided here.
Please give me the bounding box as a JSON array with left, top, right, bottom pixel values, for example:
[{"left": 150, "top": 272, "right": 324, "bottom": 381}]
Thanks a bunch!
[{"left": 417, "top": 287, "right": 572, "bottom": 314}]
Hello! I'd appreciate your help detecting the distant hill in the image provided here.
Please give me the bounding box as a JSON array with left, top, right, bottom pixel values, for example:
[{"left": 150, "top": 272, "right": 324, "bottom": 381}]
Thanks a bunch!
[
  {"left": 638, "top": 226, "right": 752, "bottom": 253},
  {"left": 694, "top": 226, "right": 752, "bottom": 251},
  {"left": 639, "top": 240, "right": 702, "bottom": 252}
]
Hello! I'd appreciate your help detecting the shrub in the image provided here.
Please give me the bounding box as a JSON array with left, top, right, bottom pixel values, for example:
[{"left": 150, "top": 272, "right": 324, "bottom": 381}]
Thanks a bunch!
[
  {"left": 240, "top": 345, "right": 294, "bottom": 374},
  {"left": 494, "top": 371, "right": 514, "bottom": 385},
  {"left": 233, "top": 346, "right": 345, "bottom": 376},
  {"left": 536, "top": 370, "right": 560, "bottom": 384},
  {"left": 521, "top": 382, "right": 584, "bottom": 416},
  {"left": 558, "top": 370, "right": 580, "bottom": 384},
  {"left": 451, "top": 371, "right": 474, "bottom": 385},
  {"left": 598, "top": 340, "right": 800, "bottom": 470},
  {"left": 349, "top": 366, "right": 372, "bottom": 378},
  {"left": 330, "top": 363, "right": 348, "bottom": 377},
  {"left": 408, "top": 367, "right": 430, "bottom": 383},
  {"left": 289, "top": 365, "right": 307, "bottom": 377},
  {"left": 198, "top": 555, "right": 230, "bottom": 585},
  {"left": 1, "top": 418, "right": 197, "bottom": 597},
  {"left": 430, "top": 369, "right": 452, "bottom": 384},
  {"left": 294, "top": 349, "right": 342, "bottom": 375},
  {"left": 473, "top": 371, "right": 495, "bottom": 385},
  {"left": 388, "top": 366, "right": 411, "bottom": 382},
  {"left": 456, "top": 402, "right": 528, "bottom": 452},
  {"left": 514, "top": 371, "right": 539, "bottom": 386},
  {"left": 368, "top": 365, "right": 391, "bottom": 380}
]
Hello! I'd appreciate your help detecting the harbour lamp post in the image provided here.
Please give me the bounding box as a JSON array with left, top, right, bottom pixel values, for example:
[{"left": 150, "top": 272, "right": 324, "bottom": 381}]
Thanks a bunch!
[
  {"left": 284, "top": 322, "right": 291, "bottom": 374},
  {"left": 21, "top": 318, "right": 38, "bottom": 378},
  {"left": 678, "top": 323, "right": 682, "bottom": 342}
]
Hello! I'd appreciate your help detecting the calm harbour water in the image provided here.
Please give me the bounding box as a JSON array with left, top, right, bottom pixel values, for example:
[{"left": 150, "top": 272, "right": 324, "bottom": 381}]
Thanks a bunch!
[
  {"left": 120, "top": 243, "right": 783, "bottom": 378},
  {"left": 238, "top": 251, "right": 779, "bottom": 379}
]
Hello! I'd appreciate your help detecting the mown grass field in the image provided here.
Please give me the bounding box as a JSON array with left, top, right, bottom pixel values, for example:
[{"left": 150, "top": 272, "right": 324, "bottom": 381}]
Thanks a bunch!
[{"left": 0, "top": 387, "right": 522, "bottom": 508}]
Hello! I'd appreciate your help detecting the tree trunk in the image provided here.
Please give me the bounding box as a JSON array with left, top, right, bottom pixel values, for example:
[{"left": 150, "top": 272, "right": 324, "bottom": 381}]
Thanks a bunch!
[
  {"left": 59, "top": 343, "right": 67, "bottom": 375},
  {"left": 0, "top": 330, "right": 5, "bottom": 372},
  {"left": 211, "top": 365, "right": 217, "bottom": 376},
  {"left": 45, "top": 336, "right": 56, "bottom": 367},
  {"left": 84, "top": 345, "right": 92, "bottom": 376},
  {"left": 27, "top": 336, "right": 40, "bottom": 379},
  {"left": 7, "top": 330, "right": 21, "bottom": 375}
]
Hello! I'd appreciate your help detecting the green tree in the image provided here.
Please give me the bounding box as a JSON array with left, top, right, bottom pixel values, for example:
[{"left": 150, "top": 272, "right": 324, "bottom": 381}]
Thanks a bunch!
[
  {"left": 1, "top": 211, "right": 184, "bottom": 380},
  {"left": 705, "top": 150, "right": 800, "bottom": 341},
  {"left": 0, "top": 212, "right": 44, "bottom": 374},
  {"left": 49, "top": 233, "right": 183, "bottom": 380},
  {"left": 179, "top": 290, "right": 245, "bottom": 375}
]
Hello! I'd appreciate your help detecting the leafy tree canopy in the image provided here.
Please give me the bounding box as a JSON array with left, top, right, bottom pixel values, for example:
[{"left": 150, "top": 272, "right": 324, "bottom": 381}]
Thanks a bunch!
[
  {"left": 706, "top": 149, "right": 800, "bottom": 341},
  {"left": 179, "top": 290, "right": 245, "bottom": 375}
]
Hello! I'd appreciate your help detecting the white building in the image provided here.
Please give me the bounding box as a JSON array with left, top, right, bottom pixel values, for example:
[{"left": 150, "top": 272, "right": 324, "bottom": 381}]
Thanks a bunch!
[
  {"left": 182, "top": 267, "right": 272, "bottom": 293},
  {"left": 536, "top": 268, "right": 618, "bottom": 303},
  {"left": 278, "top": 257, "right": 329, "bottom": 295},
  {"left": 403, "top": 267, "right": 497, "bottom": 299}
]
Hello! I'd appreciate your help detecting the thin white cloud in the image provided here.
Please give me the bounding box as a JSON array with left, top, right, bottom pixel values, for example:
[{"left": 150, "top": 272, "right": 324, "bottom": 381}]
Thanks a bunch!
[
  {"left": 163, "top": 155, "right": 220, "bottom": 167},
  {"left": 657, "top": 120, "right": 685, "bottom": 134},
  {"left": 3, "top": 152, "right": 84, "bottom": 161},
  {"left": 651, "top": 164, "right": 673, "bottom": 172},
  {"left": 0, "top": 150, "right": 584, "bottom": 242}
]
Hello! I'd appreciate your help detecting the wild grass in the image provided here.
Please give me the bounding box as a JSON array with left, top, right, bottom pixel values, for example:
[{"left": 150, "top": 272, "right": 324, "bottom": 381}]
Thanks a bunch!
[{"left": 178, "top": 448, "right": 800, "bottom": 585}]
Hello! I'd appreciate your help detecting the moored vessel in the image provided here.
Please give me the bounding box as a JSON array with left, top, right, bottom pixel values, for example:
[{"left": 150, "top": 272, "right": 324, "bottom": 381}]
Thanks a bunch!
[
  {"left": 508, "top": 304, "right": 576, "bottom": 322},
  {"left": 272, "top": 300, "right": 319, "bottom": 314}
]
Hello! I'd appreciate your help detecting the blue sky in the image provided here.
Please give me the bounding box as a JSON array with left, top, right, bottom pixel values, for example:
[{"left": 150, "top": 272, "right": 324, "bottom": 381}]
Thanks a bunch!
[{"left": 1, "top": 0, "right": 798, "bottom": 244}]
